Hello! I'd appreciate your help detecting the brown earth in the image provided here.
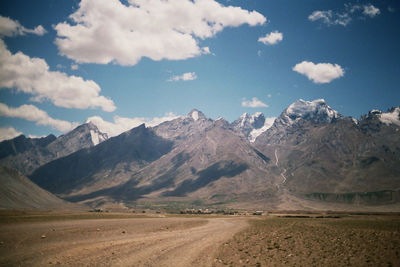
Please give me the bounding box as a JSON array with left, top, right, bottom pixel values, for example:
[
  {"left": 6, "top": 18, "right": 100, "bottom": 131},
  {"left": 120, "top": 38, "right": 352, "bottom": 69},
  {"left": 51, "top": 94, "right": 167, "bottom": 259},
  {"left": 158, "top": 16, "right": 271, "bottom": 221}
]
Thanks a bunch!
[
  {"left": 214, "top": 215, "right": 400, "bottom": 267},
  {"left": 0, "top": 213, "right": 248, "bottom": 266}
]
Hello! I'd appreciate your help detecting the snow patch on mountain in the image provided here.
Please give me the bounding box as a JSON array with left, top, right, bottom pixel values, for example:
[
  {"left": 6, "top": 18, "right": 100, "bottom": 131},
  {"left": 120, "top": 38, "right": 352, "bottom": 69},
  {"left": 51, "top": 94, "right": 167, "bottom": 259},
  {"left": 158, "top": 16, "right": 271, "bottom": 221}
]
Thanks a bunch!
[
  {"left": 249, "top": 117, "right": 276, "bottom": 142},
  {"left": 280, "top": 99, "right": 340, "bottom": 125},
  {"left": 192, "top": 110, "right": 199, "bottom": 121},
  {"left": 232, "top": 112, "right": 276, "bottom": 142},
  {"left": 379, "top": 107, "right": 400, "bottom": 126},
  {"left": 90, "top": 129, "right": 107, "bottom": 146},
  {"left": 86, "top": 122, "right": 108, "bottom": 146},
  {"left": 187, "top": 109, "right": 206, "bottom": 122}
]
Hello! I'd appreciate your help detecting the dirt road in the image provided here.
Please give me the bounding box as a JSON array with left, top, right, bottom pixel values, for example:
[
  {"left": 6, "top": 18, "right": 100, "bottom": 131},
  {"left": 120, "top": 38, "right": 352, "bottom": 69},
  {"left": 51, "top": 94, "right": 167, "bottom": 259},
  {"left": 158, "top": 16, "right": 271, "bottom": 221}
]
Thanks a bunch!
[{"left": 0, "top": 216, "right": 248, "bottom": 266}]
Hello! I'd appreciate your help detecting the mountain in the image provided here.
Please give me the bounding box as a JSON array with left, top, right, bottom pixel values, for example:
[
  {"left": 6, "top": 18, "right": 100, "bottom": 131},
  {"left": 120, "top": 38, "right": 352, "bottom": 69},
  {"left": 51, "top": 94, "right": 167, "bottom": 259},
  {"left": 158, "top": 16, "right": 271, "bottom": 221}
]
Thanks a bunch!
[
  {"left": 255, "top": 99, "right": 341, "bottom": 145},
  {"left": 0, "top": 166, "right": 82, "bottom": 210},
  {"left": 2, "top": 100, "right": 399, "bottom": 211},
  {"left": 254, "top": 101, "right": 400, "bottom": 208},
  {"left": 232, "top": 112, "right": 275, "bottom": 142},
  {"left": 30, "top": 124, "right": 175, "bottom": 199},
  {"left": 29, "top": 110, "right": 280, "bottom": 208},
  {"left": 0, "top": 122, "right": 108, "bottom": 175},
  {"left": 0, "top": 134, "right": 56, "bottom": 160}
]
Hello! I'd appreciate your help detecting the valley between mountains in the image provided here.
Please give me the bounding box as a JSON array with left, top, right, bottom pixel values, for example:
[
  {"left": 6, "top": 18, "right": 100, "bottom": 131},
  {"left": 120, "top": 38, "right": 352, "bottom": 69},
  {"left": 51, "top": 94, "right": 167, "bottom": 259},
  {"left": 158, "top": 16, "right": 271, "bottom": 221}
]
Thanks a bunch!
[{"left": 1, "top": 99, "right": 400, "bottom": 211}]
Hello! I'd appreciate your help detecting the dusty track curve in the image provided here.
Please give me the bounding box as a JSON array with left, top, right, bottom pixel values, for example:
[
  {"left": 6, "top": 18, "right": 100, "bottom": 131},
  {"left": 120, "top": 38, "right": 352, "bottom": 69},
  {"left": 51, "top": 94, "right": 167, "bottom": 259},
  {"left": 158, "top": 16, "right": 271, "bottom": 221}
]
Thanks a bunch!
[{"left": 0, "top": 217, "right": 248, "bottom": 266}]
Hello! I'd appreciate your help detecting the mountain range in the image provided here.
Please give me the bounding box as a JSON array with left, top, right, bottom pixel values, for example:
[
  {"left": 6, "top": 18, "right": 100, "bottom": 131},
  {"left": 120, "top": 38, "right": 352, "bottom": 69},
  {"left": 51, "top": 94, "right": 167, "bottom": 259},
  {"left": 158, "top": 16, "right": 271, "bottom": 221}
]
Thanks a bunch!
[{"left": 1, "top": 99, "right": 399, "bottom": 211}]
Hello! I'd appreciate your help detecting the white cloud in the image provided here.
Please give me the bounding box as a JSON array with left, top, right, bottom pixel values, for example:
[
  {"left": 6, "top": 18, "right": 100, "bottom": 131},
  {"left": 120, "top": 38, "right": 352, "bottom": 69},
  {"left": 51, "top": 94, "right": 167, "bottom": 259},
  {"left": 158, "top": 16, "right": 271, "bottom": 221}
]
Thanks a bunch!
[
  {"left": 309, "top": 3, "right": 380, "bottom": 27},
  {"left": 54, "top": 0, "right": 266, "bottom": 66},
  {"left": 241, "top": 97, "right": 268, "bottom": 108},
  {"left": 71, "top": 64, "right": 79, "bottom": 70},
  {"left": 202, "top": 47, "right": 211, "bottom": 55},
  {"left": 308, "top": 10, "right": 332, "bottom": 24},
  {"left": 0, "top": 40, "right": 116, "bottom": 112},
  {"left": 0, "top": 16, "right": 46, "bottom": 37},
  {"left": 258, "top": 31, "right": 283, "bottom": 45},
  {"left": 168, "top": 72, "right": 197, "bottom": 82},
  {"left": 363, "top": 4, "right": 380, "bottom": 17},
  {"left": 308, "top": 10, "right": 351, "bottom": 26},
  {"left": 87, "top": 112, "right": 180, "bottom": 137},
  {"left": 0, "top": 103, "right": 79, "bottom": 132},
  {"left": 0, "top": 126, "right": 22, "bottom": 142},
  {"left": 293, "top": 61, "right": 344, "bottom": 84},
  {"left": 267, "top": 94, "right": 272, "bottom": 98}
]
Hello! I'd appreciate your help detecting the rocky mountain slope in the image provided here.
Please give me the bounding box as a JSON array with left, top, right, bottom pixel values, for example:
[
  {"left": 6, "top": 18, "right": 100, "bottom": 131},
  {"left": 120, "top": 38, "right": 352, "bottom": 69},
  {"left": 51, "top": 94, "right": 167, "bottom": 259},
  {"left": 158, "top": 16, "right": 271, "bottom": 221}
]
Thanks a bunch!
[
  {"left": 254, "top": 100, "right": 400, "bottom": 206},
  {"left": 0, "top": 166, "right": 81, "bottom": 210},
  {"left": 30, "top": 110, "right": 280, "bottom": 208},
  {"left": 1, "top": 100, "right": 399, "bottom": 211},
  {"left": 30, "top": 124, "right": 175, "bottom": 199},
  {"left": 0, "top": 122, "right": 108, "bottom": 175}
]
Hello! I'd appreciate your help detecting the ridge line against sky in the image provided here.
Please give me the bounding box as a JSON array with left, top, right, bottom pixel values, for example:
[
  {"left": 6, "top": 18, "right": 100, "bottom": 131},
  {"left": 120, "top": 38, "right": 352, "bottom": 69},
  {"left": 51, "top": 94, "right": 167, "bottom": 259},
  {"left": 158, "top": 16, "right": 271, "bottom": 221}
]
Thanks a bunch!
[{"left": 0, "top": 0, "right": 399, "bottom": 140}]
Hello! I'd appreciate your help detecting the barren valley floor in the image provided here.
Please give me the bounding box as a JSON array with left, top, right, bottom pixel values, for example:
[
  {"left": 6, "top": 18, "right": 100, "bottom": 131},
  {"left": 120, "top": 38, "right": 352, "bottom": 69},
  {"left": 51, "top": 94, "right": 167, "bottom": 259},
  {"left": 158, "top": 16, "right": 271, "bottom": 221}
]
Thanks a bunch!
[
  {"left": 0, "top": 212, "right": 399, "bottom": 266},
  {"left": 0, "top": 212, "right": 247, "bottom": 266}
]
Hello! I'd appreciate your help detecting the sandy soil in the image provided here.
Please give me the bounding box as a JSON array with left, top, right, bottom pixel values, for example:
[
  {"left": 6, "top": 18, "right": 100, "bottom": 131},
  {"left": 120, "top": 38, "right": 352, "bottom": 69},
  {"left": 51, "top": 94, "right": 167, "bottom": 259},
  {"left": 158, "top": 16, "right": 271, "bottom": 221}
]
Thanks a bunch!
[{"left": 0, "top": 216, "right": 248, "bottom": 266}]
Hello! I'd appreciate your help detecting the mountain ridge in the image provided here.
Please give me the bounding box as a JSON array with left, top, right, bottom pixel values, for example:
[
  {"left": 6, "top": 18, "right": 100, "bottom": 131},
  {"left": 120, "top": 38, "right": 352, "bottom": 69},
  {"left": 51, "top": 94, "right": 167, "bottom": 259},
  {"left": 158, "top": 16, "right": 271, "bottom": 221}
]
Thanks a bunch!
[
  {"left": 1, "top": 99, "right": 399, "bottom": 211},
  {"left": 0, "top": 122, "right": 108, "bottom": 175}
]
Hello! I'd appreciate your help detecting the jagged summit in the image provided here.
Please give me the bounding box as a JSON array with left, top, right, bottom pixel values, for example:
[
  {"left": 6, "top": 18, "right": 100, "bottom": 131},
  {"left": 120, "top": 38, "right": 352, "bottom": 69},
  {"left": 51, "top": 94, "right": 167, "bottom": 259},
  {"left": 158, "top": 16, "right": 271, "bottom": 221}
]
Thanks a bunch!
[
  {"left": 187, "top": 109, "right": 206, "bottom": 121},
  {"left": 232, "top": 111, "right": 274, "bottom": 142},
  {"left": 81, "top": 121, "right": 108, "bottom": 145},
  {"left": 376, "top": 107, "right": 400, "bottom": 126},
  {"left": 254, "top": 99, "right": 342, "bottom": 145},
  {"left": 359, "top": 107, "right": 400, "bottom": 132},
  {"left": 281, "top": 99, "right": 341, "bottom": 125}
]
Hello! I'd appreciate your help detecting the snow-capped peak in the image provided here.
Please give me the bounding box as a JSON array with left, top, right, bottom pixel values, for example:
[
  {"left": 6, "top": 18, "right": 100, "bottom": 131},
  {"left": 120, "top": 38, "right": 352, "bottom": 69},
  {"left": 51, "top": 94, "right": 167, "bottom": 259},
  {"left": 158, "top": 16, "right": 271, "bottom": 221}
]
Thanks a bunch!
[
  {"left": 90, "top": 130, "right": 108, "bottom": 146},
  {"left": 192, "top": 110, "right": 199, "bottom": 121},
  {"left": 281, "top": 99, "right": 340, "bottom": 125},
  {"left": 249, "top": 117, "right": 276, "bottom": 142},
  {"left": 232, "top": 112, "right": 275, "bottom": 142},
  {"left": 370, "top": 109, "right": 382, "bottom": 114},
  {"left": 187, "top": 109, "right": 206, "bottom": 121},
  {"left": 378, "top": 107, "right": 400, "bottom": 126},
  {"left": 85, "top": 122, "right": 108, "bottom": 146}
]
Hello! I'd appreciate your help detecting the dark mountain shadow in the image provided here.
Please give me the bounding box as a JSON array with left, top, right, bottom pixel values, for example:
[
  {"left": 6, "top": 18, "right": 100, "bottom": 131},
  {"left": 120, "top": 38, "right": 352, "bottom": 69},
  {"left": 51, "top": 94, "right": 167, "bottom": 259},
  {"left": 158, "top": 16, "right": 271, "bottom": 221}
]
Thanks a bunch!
[
  {"left": 65, "top": 152, "right": 191, "bottom": 202},
  {"left": 163, "top": 161, "right": 248, "bottom": 197},
  {"left": 0, "top": 134, "right": 56, "bottom": 159},
  {"left": 30, "top": 125, "right": 174, "bottom": 195},
  {"left": 252, "top": 148, "right": 270, "bottom": 163}
]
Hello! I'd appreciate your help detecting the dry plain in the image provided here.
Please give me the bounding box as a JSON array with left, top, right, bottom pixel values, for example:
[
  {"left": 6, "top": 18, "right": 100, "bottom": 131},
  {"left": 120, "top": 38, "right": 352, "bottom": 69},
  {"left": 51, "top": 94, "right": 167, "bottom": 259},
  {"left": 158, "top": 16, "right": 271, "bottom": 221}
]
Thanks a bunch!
[{"left": 0, "top": 211, "right": 399, "bottom": 266}]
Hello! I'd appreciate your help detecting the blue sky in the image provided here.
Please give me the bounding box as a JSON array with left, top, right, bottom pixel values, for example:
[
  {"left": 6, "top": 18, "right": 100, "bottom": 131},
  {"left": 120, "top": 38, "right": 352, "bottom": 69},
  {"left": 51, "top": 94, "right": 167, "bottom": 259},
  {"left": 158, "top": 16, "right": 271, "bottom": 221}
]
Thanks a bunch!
[{"left": 0, "top": 0, "right": 399, "bottom": 139}]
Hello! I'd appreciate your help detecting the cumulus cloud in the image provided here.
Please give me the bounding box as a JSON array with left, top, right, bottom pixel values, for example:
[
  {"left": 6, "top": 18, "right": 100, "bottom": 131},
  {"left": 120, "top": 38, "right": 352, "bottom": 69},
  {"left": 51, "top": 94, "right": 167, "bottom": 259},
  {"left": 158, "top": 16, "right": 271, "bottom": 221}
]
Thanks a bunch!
[
  {"left": 0, "top": 126, "right": 22, "bottom": 141},
  {"left": 363, "top": 4, "right": 380, "bottom": 17},
  {"left": 258, "top": 31, "right": 283, "bottom": 45},
  {"left": 0, "top": 16, "right": 47, "bottom": 37},
  {"left": 54, "top": 0, "right": 266, "bottom": 66},
  {"left": 0, "top": 103, "right": 79, "bottom": 132},
  {"left": 309, "top": 3, "right": 380, "bottom": 27},
  {"left": 293, "top": 61, "right": 344, "bottom": 84},
  {"left": 0, "top": 39, "right": 116, "bottom": 112},
  {"left": 168, "top": 72, "right": 197, "bottom": 82},
  {"left": 87, "top": 112, "right": 180, "bottom": 137},
  {"left": 241, "top": 97, "right": 268, "bottom": 108}
]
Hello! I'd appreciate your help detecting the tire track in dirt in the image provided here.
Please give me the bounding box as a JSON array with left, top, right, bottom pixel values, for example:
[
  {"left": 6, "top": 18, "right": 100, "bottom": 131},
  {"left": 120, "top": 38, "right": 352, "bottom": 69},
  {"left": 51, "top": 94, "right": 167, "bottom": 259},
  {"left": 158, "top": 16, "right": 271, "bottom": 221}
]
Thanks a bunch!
[{"left": 0, "top": 217, "right": 248, "bottom": 266}]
